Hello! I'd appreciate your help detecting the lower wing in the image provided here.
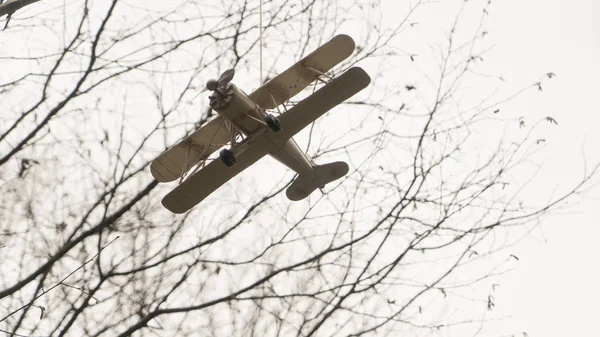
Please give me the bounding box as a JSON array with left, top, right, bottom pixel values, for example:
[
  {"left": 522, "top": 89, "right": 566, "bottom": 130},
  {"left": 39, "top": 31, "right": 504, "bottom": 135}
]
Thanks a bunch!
[
  {"left": 273, "top": 67, "right": 371, "bottom": 141},
  {"left": 162, "top": 135, "right": 273, "bottom": 213}
]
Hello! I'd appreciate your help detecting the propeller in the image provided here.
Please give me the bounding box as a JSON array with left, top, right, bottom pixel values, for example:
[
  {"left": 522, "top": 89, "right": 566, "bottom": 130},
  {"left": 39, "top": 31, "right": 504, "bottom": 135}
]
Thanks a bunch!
[
  {"left": 193, "top": 68, "right": 235, "bottom": 103},
  {"left": 217, "top": 68, "right": 235, "bottom": 87},
  {"left": 202, "top": 68, "right": 235, "bottom": 93}
]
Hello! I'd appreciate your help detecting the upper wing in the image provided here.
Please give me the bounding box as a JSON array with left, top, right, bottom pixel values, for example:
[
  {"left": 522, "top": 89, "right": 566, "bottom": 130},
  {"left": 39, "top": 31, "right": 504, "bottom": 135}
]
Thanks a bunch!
[
  {"left": 161, "top": 135, "right": 273, "bottom": 213},
  {"left": 151, "top": 116, "right": 230, "bottom": 183},
  {"left": 249, "top": 34, "right": 355, "bottom": 110}
]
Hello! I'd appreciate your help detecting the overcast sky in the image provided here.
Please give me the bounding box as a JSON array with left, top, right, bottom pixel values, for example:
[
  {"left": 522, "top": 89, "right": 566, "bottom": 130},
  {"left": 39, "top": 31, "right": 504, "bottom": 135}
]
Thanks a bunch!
[
  {"left": 373, "top": 0, "right": 599, "bottom": 336},
  {"left": 1, "top": 0, "right": 597, "bottom": 335},
  {"left": 465, "top": 0, "right": 599, "bottom": 336}
]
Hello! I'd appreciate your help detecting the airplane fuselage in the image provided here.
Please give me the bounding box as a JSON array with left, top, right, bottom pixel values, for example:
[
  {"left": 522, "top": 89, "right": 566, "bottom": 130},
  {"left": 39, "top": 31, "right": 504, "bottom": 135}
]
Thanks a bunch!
[
  {"left": 154, "top": 35, "right": 367, "bottom": 212},
  {"left": 209, "top": 83, "right": 316, "bottom": 177}
]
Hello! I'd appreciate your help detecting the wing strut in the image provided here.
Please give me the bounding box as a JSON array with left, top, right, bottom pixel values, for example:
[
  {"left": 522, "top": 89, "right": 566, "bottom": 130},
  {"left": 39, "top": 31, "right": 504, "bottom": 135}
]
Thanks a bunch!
[{"left": 179, "top": 146, "right": 193, "bottom": 184}]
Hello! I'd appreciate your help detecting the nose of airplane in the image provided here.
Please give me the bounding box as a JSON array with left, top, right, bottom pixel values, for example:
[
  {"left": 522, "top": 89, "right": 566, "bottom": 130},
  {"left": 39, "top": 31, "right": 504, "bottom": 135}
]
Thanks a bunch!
[{"left": 206, "top": 79, "right": 218, "bottom": 91}]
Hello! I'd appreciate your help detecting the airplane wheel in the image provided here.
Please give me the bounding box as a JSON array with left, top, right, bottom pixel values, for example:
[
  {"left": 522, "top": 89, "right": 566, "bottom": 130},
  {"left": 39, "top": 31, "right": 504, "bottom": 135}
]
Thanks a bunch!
[
  {"left": 265, "top": 114, "right": 281, "bottom": 132},
  {"left": 219, "top": 149, "right": 236, "bottom": 167}
]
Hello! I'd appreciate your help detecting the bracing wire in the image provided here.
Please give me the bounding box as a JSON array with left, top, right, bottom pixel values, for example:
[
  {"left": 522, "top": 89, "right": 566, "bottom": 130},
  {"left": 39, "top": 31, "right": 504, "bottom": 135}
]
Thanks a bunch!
[{"left": 259, "top": 0, "right": 263, "bottom": 86}]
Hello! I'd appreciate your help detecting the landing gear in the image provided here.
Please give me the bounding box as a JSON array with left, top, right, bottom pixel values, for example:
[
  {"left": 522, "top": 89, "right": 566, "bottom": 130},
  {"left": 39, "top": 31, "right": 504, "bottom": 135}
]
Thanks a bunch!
[
  {"left": 219, "top": 149, "right": 236, "bottom": 167},
  {"left": 265, "top": 114, "right": 281, "bottom": 132}
]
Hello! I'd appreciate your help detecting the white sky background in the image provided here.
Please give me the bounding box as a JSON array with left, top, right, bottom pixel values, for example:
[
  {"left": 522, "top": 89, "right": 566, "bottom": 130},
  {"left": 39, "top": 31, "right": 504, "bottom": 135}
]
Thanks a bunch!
[
  {"left": 377, "top": 0, "right": 600, "bottom": 336},
  {"left": 332, "top": 0, "right": 599, "bottom": 335},
  {"left": 483, "top": 0, "right": 600, "bottom": 336},
  {"left": 0, "top": 0, "right": 597, "bottom": 335},
  {"left": 113, "top": 0, "right": 599, "bottom": 334},
  {"left": 262, "top": 0, "right": 600, "bottom": 334}
]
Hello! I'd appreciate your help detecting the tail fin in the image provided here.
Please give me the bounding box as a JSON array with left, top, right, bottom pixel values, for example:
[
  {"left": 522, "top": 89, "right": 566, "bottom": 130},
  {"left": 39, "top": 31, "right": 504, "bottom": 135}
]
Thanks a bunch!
[{"left": 286, "top": 161, "right": 349, "bottom": 201}]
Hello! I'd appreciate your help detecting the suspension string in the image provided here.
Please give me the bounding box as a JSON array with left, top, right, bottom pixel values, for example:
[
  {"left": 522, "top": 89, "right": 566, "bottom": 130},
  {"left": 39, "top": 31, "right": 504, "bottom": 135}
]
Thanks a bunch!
[{"left": 259, "top": 0, "right": 263, "bottom": 86}]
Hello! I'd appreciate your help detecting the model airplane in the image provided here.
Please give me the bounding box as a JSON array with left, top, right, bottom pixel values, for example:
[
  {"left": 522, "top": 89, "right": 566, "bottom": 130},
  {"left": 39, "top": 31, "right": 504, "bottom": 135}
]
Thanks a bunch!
[{"left": 151, "top": 34, "right": 371, "bottom": 213}]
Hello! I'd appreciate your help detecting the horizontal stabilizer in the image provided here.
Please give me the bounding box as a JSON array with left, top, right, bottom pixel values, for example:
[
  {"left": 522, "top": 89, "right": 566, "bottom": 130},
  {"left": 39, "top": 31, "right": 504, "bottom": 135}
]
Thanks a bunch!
[{"left": 286, "top": 161, "right": 349, "bottom": 201}]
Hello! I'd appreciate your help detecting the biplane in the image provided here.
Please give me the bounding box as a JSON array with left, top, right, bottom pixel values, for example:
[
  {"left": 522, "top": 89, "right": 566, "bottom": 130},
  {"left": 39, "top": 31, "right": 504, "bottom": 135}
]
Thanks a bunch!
[{"left": 151, "top": 34, "right": 371, "bottom": 213}]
